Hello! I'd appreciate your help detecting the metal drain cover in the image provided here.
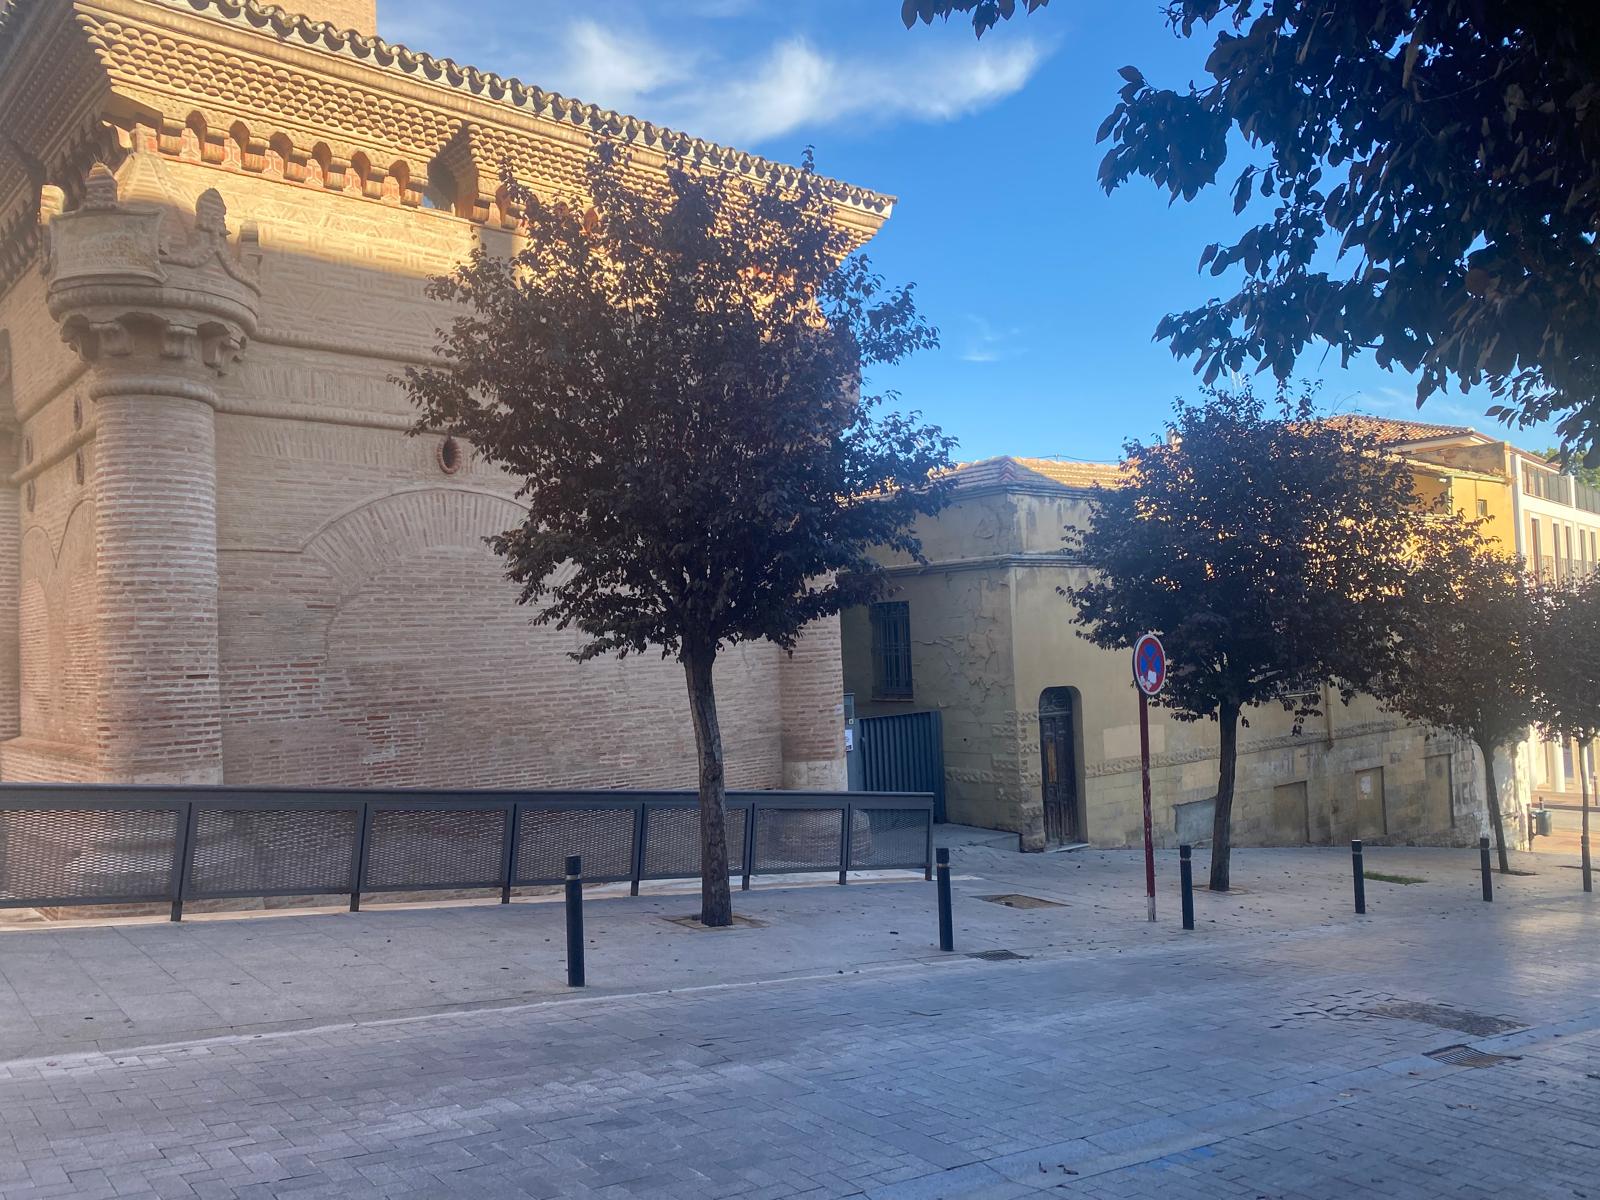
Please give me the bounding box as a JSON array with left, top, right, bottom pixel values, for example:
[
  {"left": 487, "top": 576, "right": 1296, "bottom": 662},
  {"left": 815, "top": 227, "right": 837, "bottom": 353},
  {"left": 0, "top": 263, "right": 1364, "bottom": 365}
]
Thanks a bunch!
[
  {"left": 1364, "top": 1002, "right": 1525, "bottom": 1037},
  {"left": 979, "top": 894, "right": 1063, "bottom": 910},
  {"left": 967, "top": 949, "right": 1030, "bottom": 962},
  {"left": 1426, "top": 1044, "right": 1521, "bottom": 1068}
]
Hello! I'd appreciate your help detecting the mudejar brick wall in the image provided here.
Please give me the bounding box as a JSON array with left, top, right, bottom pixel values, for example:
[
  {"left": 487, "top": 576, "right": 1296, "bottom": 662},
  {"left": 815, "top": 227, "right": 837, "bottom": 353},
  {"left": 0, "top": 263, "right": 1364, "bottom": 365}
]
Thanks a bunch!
[{"left": 0, "top": 0, "right": 883, "bottom": 792}]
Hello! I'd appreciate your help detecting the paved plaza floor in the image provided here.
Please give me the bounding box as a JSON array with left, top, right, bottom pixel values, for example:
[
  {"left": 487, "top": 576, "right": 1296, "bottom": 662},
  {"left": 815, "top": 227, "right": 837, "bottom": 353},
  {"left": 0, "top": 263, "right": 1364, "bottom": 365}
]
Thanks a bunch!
[{"left": 0, "top": 831, "right": 1595, "bottom": 1198}]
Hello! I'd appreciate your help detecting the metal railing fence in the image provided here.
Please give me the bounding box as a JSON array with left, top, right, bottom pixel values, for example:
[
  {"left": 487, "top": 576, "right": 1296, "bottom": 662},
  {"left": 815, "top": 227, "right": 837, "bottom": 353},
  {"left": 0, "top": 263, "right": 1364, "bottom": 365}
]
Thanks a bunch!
[{"left": 0, "top": 785, "right": 935, "bottom": 920}]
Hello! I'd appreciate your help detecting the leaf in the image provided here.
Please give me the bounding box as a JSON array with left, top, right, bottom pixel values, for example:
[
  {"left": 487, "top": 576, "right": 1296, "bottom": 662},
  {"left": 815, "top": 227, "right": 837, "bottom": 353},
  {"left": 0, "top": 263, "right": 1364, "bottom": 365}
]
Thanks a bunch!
[{"left": 1117, "top": 65, "right": 1145, "bottom": 87}]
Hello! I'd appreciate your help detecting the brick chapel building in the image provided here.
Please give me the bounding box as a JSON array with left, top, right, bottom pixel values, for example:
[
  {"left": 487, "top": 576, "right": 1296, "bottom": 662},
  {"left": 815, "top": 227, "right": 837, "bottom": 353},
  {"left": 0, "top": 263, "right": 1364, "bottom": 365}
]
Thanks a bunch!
[{"left": 0, "top": 0, "right": 885, "bottom": 788}]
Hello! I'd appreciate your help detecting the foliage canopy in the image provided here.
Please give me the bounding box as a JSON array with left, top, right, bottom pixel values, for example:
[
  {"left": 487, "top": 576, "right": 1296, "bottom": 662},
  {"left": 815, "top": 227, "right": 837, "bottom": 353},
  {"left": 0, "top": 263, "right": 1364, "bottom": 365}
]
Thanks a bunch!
[
  {"left": 1375, "top": 522, "right": 1538, "bottom": 871},
  {"left": 403, "top": 146, "right": 953, "bottom": 923},
  {"left": 1068, "top": 385, "right": 1426, "bottom": 889},
  {"left": 907, "top": 1, "right": 1600, "bottom": 461}
]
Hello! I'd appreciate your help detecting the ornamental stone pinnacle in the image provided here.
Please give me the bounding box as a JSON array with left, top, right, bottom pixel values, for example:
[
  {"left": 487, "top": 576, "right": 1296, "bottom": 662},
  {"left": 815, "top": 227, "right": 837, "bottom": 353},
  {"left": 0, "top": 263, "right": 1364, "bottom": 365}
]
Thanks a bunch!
[{"left": 45, "top": 161, "right": 261, "bottom": 388}]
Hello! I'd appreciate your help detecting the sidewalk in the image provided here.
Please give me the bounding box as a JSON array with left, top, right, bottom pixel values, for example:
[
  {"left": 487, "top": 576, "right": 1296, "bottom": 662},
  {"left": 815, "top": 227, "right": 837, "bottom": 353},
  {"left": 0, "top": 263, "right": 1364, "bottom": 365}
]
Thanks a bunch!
[
  {"left": 0, "top": 828, "right": 1594, "bottom": 1199},
  {"left": 0, "top": 826, "right": 1580, "bottom": 1063}
]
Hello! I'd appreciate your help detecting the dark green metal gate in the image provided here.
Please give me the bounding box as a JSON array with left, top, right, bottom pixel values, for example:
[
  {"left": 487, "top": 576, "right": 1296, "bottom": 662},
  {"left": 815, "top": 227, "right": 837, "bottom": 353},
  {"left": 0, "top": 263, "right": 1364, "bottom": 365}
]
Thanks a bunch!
[{"left": 857, "top": 710, "right": 947, "bottom": 823}]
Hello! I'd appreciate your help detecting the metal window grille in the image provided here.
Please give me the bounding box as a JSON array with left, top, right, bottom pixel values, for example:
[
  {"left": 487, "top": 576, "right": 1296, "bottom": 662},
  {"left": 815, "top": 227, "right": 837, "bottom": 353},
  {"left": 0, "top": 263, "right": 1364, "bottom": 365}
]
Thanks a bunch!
[{"left": 871, "top": 601, "right": 914, "bottom": 699}]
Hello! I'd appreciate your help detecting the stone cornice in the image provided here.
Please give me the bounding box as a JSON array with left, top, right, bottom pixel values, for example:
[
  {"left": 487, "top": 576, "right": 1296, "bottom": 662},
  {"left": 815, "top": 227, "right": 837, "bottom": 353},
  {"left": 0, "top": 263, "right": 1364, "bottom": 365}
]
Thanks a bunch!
[
  {"left": 66, "top": 0, "right": 894, "bottom": 222},
  {"left": 0, "top": 0, "right": 894, "bottom": 296},
  {"left": 881, "top": 551, "right": 1086, "bottom": 576}
]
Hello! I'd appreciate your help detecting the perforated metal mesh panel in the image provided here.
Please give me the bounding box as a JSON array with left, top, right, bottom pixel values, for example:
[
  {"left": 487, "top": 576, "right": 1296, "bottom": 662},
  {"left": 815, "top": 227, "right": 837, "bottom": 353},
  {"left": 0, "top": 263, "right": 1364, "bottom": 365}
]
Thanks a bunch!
[
  {"left": 365, "top": 806, "right": 507, "bottom": 890},
  {"left": 850, "top": 808, "right": 928, "bottom": 869},
  {"left": 0, "top": 807, "right": 179, "bottom": 902},
  {"left": 642, "top": 806, "right": 747, "bottom": 879},
  {"left": 516, "top": 807, "right": 636, "bottom": 884},
  {"left": 188, "top": 807, "right": 358, "bottom": 897},
  {"left": 754, "top": 807, "right": 844, "bottom": 873}
]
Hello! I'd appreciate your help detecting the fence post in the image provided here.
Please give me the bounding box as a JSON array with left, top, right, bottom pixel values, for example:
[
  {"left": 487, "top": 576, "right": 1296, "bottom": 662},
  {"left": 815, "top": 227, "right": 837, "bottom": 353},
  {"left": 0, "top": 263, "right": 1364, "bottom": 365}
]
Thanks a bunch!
[
  {"left": 742, "top": 801, "right": 756, "bottom": 892},
  {"left": 1479, "top": 836, "right": 1493, "bottom": 902},
  {"left": 501, "top": 803, "right": 520, "bottom": 905},
  {"left": 1351, "top": 839, "right": 1366, "bottom": 915},
  {"left": 629, "top": 804, "right": 646, "bottom": 897},
  {"left": 935, "top": 847, "right": 954, "bottom": 952},
  {"left": 350, "top": 803, "right": 371, "bottom": 913},
  {"left": 565, "top": 854, "right": 585, "bottom": 988},
  {"left": 838, "top": 804, "right": 852, "bottom": 886},
  {"left": 1179, "top": 844, "right": 1194, "bottom": 931},
  {"left": 170, "top": 802, "right": 197, "bottom": 923},
  {"left": 924, "top": 810, "right": 935, "bottom": 882}
]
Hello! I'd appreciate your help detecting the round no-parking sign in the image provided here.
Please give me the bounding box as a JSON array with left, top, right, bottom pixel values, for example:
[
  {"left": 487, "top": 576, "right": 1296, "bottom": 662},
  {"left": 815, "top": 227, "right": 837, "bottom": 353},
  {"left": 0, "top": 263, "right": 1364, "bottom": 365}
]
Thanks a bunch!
[{"left": 1132, "top": 633, "right": 1166, "bottom": 697}]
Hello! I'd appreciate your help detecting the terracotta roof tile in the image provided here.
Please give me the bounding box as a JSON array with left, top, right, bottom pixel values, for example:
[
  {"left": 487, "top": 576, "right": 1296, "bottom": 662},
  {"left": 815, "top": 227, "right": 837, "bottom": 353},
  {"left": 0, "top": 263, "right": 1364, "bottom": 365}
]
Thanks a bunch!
[
  {"left": 1320, "top": 414, "right": 1480, "bottom": 445},
  {"left": 73, "top": 0, "right": 895, "bottom": 217},
  {"left": 946, "top": 456, "right": 1126, "bottom": 492}
]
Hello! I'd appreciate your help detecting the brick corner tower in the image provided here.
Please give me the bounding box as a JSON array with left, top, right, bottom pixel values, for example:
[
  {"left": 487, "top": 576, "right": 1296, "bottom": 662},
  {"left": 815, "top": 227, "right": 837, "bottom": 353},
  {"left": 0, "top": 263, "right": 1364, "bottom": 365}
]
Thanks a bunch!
[{"left": 44, "top": 158, "right": 261, "bottom": 784}]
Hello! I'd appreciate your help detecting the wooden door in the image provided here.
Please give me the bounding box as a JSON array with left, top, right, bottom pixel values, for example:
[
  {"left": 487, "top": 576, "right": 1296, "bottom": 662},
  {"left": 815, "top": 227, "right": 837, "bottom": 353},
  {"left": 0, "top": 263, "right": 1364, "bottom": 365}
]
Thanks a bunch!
[{"left": 1040, "top": 689, "right": 1082, "bottom": 844}]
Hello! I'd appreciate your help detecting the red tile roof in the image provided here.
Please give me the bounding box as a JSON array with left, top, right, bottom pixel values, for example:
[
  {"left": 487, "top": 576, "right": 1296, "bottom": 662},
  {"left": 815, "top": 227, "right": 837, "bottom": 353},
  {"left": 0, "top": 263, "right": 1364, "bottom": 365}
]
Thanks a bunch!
[
  {"left": 946, "top": 456, "right": 1126, "bottom": 492},
  {"left": 1320, "top": 414, "right": 1482, "bottom": 445}
]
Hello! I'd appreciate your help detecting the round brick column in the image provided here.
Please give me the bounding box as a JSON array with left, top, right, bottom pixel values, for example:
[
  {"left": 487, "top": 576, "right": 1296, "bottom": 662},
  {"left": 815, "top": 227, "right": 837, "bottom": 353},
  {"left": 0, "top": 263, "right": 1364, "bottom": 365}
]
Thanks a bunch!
[
  {"left": 91, "top": 380, "right": 222, "bottom": 782},
  {"left": 44, "top": 162, "right": 259, "bottom": 784}
]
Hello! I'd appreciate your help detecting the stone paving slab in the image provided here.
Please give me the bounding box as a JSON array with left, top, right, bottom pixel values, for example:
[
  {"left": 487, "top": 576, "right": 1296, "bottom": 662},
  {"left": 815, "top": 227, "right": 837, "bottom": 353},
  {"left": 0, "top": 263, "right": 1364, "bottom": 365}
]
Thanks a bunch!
[
  {"left": 0, "top": 834, "right": 1594, "bottom": 1198},
  {"left": 0, "top": 831, "right": 1580, "bottom": 1060}
]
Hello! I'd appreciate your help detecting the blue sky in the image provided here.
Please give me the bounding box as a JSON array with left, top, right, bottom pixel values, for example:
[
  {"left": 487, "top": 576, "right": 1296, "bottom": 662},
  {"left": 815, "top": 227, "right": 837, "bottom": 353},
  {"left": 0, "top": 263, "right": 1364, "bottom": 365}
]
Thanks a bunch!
[{"left": 377, "top": 0, "right": 1553, "bottom": 464}]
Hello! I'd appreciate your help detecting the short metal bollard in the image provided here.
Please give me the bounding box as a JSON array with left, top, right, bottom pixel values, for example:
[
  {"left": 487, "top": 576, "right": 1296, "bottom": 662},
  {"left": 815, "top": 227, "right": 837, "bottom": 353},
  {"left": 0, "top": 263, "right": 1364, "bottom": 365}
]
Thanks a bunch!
[
  {"left": 565, "top": 853, "right": 585, "bottom": 988},
  {"left": 1179, "top": 844, "right": 1195, "bottom": 931},
  {"left": 935, "top": 847, "right": 954, "bottom": 952},
  {"left": 1479, "top": 836, "right": 1493, "bottom": 903},
  {"left": 1351, "top": 839, "right": 1366, "bottom": 915}
]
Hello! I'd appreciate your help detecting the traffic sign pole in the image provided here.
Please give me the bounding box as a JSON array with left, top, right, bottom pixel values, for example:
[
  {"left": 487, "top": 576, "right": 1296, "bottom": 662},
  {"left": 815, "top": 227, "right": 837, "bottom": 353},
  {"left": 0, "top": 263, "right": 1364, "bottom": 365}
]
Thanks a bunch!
[
  {"left": 1132, "top": 633, "right": 1166, "bottom": 926},
  {"left": 1139, "top": 690, "right": 1156, "bottom": 923}
]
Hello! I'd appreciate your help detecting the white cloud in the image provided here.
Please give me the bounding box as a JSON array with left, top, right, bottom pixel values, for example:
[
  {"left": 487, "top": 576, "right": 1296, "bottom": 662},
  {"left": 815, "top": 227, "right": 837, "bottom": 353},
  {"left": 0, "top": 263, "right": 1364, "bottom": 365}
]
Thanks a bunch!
[
  {"left": 375, "top": 4, "right": 1051, "bottom": 149},
  {"left": 1341, "top": 385, "right": 1488, "bottom": 428},
  {"left": 556, "top": 21, "right": 700, "bottom": 113},
  {"left": 959, "top": 315, "right": 1026, "bottom": 364},
  {"left": 657, "top": 35, "right": 1049, "bottom": 146}
]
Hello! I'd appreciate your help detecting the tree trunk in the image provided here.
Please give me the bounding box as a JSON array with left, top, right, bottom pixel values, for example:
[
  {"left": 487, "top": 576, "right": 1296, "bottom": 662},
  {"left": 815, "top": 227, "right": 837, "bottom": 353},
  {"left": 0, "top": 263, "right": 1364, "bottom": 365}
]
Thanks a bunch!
[
  {"left": 1478, "top": 736, "right": 1511, "bottom": 875},
  {"left": 1208, "top": 699, "right": 1241, "bottom": 892},
  {"left": 683, "top": 642, "right": 733, "bottom": 927}
]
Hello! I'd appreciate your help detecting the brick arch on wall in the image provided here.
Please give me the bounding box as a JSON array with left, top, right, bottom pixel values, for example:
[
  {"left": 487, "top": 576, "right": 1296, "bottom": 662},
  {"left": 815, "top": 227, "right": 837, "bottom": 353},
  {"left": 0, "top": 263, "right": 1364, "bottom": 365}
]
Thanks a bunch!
[{"left": 221, "top": 487, "right": 784, "bottom": 789}]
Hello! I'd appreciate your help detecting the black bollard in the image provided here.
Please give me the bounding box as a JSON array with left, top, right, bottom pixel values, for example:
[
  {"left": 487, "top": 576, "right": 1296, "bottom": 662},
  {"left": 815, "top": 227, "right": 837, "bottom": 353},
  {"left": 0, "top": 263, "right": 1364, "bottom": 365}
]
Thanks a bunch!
[
  {"left": 1179, "top": 844, "right": 1195, "bottom": 931},
  {"left": 1351, "top": 839, "right": 1366, "bottom": 915},
  {"left": 1479, "top": 836, "right": 1493, "bottom": 903},
  {"left": 565, "top": 853, "right": 585, "bottom": 987},
  {"left": 935, "top": 847, "right": 954, "bottom": 952}
]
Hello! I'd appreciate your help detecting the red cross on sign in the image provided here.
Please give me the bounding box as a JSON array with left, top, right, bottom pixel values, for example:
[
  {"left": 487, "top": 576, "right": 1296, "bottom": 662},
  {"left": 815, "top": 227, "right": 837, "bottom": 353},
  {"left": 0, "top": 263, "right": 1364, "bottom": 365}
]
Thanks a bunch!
[{"left": 1133, "top": 633, "right": 1166, "bottom": 697}]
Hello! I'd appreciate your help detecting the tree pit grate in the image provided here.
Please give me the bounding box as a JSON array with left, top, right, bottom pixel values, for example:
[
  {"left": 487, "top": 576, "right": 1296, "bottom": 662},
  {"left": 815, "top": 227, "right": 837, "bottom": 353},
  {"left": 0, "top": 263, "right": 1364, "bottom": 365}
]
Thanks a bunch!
[
  {"left": 979, "top": 894, "right": 1064, "bottom": 910},
  {"left": 1425, "top": 1044, "right": 1522, "bottom": 1068}
]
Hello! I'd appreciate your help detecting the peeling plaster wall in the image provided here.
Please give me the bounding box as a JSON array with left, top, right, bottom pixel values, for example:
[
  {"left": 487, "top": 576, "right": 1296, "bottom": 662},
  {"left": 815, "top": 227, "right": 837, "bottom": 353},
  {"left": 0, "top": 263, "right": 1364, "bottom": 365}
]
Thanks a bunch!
[
  {"left": 844, "top": 485, "right": 1530, "bottom": 851},
  {"left": 844, "top": 556, "right": 1023, "bottom": 831}
]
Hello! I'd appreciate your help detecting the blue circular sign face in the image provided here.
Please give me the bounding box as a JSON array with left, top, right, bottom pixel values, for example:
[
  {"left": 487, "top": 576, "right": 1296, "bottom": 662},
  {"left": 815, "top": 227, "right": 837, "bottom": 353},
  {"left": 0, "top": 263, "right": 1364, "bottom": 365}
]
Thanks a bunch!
[{"left": 1133, "top": 633, "right": 1166, "bottom": 696}]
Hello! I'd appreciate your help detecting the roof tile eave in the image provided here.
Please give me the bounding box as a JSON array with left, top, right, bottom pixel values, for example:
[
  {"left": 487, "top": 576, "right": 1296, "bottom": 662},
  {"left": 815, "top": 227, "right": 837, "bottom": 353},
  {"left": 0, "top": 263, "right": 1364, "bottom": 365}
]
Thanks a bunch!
[
  {"left": 129, "top": 0, "right": 897, "bottom": 217},
  {"left": 945, "top": 455, "right": 1127, "bottom": 493}
]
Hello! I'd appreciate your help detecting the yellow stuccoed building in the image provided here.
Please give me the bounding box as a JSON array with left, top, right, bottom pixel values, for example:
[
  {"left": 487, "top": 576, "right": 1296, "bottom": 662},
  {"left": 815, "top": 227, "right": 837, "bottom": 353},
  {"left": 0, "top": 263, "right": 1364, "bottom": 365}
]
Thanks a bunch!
[
  {"left": 0, "top": 0, "right": 886, "bottom": 789},
  {"left": 843, "top": 418, "right": 1549, "bottom": 852}
]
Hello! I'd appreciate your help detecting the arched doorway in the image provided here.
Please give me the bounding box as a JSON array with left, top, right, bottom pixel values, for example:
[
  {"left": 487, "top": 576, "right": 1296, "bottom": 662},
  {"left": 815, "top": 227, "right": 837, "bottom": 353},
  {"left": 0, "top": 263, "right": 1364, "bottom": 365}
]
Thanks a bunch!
[{"left": 1040, "top": 688, "right": 1084, "bottom": 845}]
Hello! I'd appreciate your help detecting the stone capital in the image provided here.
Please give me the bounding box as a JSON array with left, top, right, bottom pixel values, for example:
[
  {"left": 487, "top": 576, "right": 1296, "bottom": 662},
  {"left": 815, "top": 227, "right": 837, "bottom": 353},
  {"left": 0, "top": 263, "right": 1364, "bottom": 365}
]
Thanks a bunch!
[{"left": 44, "top": 163, "right": 261, "bottom": 381}]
